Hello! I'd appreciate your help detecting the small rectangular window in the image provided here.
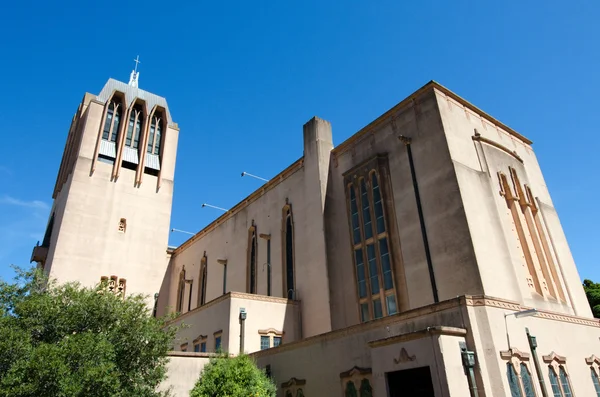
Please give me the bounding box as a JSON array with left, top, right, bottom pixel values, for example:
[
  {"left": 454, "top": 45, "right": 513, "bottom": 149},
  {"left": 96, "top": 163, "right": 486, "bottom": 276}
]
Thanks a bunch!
[
  {"left": 273, "top": 337, "right": 282, "bottom": 347},
  {"left": 386, "top": 295, "right": 397, "bottom": 315},
  {"left": 360, "top": 303, "right": 369, "bottom": 323},
  {"left": 260, "top": 336, "right": 270, "bottom": 350},
  {"left": 193, "top": 344, "right": 200, "bottom": 352},
  {"left": 200, "top": 342, "right": 206, "bottom": 353},
  {"left": 373, "top": 299, "right": 383, "bottom": 319},
  {"left": 215, "top": 336, "right": 221, "bottom": 351}
]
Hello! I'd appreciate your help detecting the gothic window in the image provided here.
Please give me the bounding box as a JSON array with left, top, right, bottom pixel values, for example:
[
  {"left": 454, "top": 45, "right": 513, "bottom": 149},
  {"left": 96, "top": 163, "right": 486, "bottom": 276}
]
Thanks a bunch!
[
  {"left": 102, "top": 99, "right": 122, "bottom": 143},
  {"left": 345, "top": 381, "right": 358, "bottom": 397},
  {"left": 281, "top": 378, "right": 305, "bottom": 397},
  {"left": 498, "top": 168, "right": 565, "bottom": 301},
  {"left": 501, "top": 348, "right": 536, "bottom": 397},
  {"left": 248, "top": 225, "right": 257, "bottom": 294},
  {"left": 176, "top": 267, "right": 186, "bottom": 313},
  {"left": 340, "top": 367, "right": 372, "bottom": 397},
  {"left": 507, "top": 362, "right": 522, "bottom": 397},
  {"left": 198, "top": 254, "right": 207, "bottom": 307},
  {"left": 283, "top": 205, "right": 295, "bottom": 299},
  {"left": 126, "top": 105, "right": 143, "bottom": 150},
  {"left": 147, "top": 114, "right": 163, "bottom": 155},
  {"left": 345, "top": 163, "right": 399, "bottom": 322},
  {"left": 543, "top": 352, "right": 572, "bottom": 397}
]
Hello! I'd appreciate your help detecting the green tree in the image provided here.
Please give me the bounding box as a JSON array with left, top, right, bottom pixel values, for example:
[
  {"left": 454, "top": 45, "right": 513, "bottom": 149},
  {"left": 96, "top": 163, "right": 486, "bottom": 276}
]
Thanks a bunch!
[
  {"left": 190, "top": 354, "right": 276, "bottom": 397},
  {"left": 583, "top": 279, "right": 600, "bottom": 318},
  {"left": 0, "top": 267, "right": 177, "bottom": 397}
]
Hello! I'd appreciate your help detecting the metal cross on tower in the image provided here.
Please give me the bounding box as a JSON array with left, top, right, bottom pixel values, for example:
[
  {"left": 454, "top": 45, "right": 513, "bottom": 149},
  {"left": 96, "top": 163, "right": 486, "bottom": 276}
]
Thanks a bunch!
[{"left": 133, "top": 55, "right": 141, "bottom": 73}]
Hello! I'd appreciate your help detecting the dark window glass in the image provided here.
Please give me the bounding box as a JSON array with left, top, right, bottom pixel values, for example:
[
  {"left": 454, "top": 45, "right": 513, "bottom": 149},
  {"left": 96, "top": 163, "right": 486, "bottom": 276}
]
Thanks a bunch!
[
  {"left": 345, "top": 381, "right": 358, "bottom": 397},
  {"left": 366, "top": 244, "right": 379, "bottom": 295},
  {"left": 379, "top": 238, "right": 393, "bottom": 290},
  {"left": 111, "top": 105, "right": 121, "bottom": 143},
  {"left": 372, "top": 174, "right": 385, "bottom": 234},
  {"left": 126, "top": 114, "right": 134, "bottom": 147},
  {"left": 133, "top": 115, "right": 142, "bottom": 149},
  {"left": 285, "top": 212, "right": 294, "bottom": 298},
  {"left": 260, "top": 336, "right": 270, "bottom": 350},
  {"left": 520, "top": 364, "right": 535, "bottom": 397},
  {"left": 215, "top": 336, "right": 221, "bottom": 351},
  {"left": 200, "top": 342, "right": 206, "bottom": 353},
  {"left": 102, "top": 103, "right": 114, "bottom": 140},
  {"left": 355, "top": 249, "right": 367, "bottom": 298},
  {"left": 386, "top": 295, "right": 397, "bottom": 315},
  {"left": 507, "top": 363, "right": 523, "bottom": 397},
  {"left": 373, "top": 299, "right": 383, "bottom": 319},
  {"left": 361, "top": 180, "right": 373, "bottom": 240},
  {"left": 559, "top": 367, "right": 572, "bottom": 397},
  {"left": 250, "top": 231, "right": 257, "bottom": 294},
  {"left": 273, "top": 336, "right": 281, "bottom": 347},
  {"left": 148, "top": 122, "right": 155, "bottom": 153},
  {"left": 591, "top": 368, "right": 600, "bottom": 396},
  {"left": 360, "top": 303, "right": 369, "bottom": 323},
  {"left": 359, "top": 379, "right": 372, "bottom": 397},
  {"left": 549, "top": 368, "right": 562, "bottom": 397},
  {"left": 350, "top": 188, "right": 361, "bottom": 245},
  {"left": 193, "top": 344, "right": 200, "bottom": 352}
]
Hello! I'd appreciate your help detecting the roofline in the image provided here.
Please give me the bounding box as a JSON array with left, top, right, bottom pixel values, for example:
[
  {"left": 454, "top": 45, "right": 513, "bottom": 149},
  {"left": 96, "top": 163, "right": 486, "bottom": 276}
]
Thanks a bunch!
[
  {"left": 172, "top": 157, "right": 305, "bottom": 256},
  {"left": 331, "top": 80, "right": 532, "bottom": 158}
]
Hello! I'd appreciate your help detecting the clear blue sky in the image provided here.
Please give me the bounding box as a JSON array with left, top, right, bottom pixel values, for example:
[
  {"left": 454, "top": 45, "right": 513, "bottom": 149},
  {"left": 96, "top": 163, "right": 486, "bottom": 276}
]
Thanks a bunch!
[{"left": 0, "top": 1, "right": 598, "bottom": 284}]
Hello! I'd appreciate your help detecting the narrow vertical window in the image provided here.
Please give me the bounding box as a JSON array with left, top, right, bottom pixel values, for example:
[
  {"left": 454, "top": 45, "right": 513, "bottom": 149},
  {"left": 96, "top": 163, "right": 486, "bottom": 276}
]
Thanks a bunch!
[
  {"left": 187, "top": 279, "right": 193, "bottom": 312},
  {"left": 558, "top": 367, "right": 572, "bottom": 397},
  {"left": 198, "top": 255, "right": 207, "bottom": 307},
  {"left": 361, "top": 180, "right": 373, "bottom": 240},
  {"left": 102, "top": 100, "right": 122, "bottom": 143},
  {"left": 176, "top": 267, "right": 186, "bottom": 313},
  {"left": 520, "top": 363, "right": 535, "bottom": 397},
  {"left": 102, "top": 102, "right": 114, "bottom": 140},
  {"left": 350, "top": 188, "right": 361, "bottom": 245},
  {"left": 126, "top": 106, "right": 143, "bottom": 149},
  {"left": 549, "top": 368, "right": 562, "bottom": 397},
  {"left": 359, "top": 379, "right": 372, "bottom": 397},
  {"left": 148, "top": 115, "right": 163, "bottom": 155},
  {"left": 591, "top": 367, "right": 600, "bottom": 396},
  {"left": 283, "top": 206, "right": 295, "bottom": 299},
  {"left": 507, "top": 363, "right": 523, "bottom": 397},
  {"left": 345, "top": 382, "right": 358, "bottom": 397},
  {"left": 260, "top": 336, "right": 270, "bottom": 350},
  {"left": 248, "top": 227, "right": 257, "bottom": 294}
]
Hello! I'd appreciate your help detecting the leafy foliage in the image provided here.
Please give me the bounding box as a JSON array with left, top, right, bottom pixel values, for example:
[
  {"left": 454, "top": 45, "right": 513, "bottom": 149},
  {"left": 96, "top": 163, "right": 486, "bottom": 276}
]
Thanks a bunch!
[
  {"left": 583, "top": 279, "right": 600, "bottom": 318},
  {"left": 0, "top": 266, "right": 177, "bottom": 397},
  {"left": 190, "top": 354, "right": 276, "bottom": 397}
]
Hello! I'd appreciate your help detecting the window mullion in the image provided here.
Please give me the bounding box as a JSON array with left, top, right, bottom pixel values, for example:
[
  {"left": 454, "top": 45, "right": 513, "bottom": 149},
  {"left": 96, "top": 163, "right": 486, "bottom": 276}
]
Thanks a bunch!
[
  {"left": 367, "top": 177, "right": 386, "bottom": 316},
  {"left": 355, "top": 183, "right": 373, "bottom": 320}
]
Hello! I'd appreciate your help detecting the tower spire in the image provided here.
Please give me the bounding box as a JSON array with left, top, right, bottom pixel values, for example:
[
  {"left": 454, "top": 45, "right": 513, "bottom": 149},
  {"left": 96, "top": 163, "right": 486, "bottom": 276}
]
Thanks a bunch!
[{"left": 129, "top": 55, "right": 141, "bottom": 87}]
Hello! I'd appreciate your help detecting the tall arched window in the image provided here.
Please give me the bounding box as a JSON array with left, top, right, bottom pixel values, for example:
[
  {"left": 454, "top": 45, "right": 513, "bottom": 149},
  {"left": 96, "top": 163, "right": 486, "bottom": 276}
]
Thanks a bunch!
[
  {"left": 283, "top": 205, "right": 295, "bottom": 299},
  {"left": 248, "top": 226, "right": 257, "bottom": 294},
  {"left": 126, "top": 105, "right": 143, "bottom": 149},
  {"left": 148, "top": 115, "right": 162, "bottom": 155},
  {"left": 591, "top": 367, "right": 600, "bottom": 396},
  {"left": 102, "top": 99, "right": 122, "bottom": 143},
  {"left": 507, "top": 362, "right": 522, "bottom": 397},
  {"left": 176, "top": 267, "right": 186, "bottom": 313},
  {"left": 345, "top": 169, "right": 398, "bottom": 323},
  {"left": 198, "top": 255, "right": 207, "bottom": 307}
]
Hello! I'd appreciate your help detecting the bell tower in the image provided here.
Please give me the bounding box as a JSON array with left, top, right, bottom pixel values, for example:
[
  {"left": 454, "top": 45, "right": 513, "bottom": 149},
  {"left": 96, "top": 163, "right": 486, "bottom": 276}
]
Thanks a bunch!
[{"left": 31, "top": 62, "right": 179, "bottom": 302}]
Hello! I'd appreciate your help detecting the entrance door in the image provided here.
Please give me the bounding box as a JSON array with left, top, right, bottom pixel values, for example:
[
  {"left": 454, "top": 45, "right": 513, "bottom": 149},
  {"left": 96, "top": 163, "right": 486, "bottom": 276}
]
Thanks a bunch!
[{"left": 387, "top": 366, "right": 435, "bottom": 397}]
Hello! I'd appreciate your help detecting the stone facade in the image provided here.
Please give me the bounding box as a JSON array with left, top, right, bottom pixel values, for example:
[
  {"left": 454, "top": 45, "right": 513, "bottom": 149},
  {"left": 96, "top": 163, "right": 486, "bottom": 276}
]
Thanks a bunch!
[{"left": 37, "top": 77, "right": 600, "bottom": 397}]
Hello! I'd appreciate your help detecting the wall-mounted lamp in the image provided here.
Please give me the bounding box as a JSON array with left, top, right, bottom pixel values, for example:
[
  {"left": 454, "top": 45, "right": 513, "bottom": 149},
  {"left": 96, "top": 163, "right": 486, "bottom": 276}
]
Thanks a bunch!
[
  {"left": 504, "top": 308, "right": 538, "bottom": 350},
  {"left": 201, "top": 203, "right": 228, "bottom": 212},
  {"left": 239, "top": 307, "right": 247, "bottom": 354},
  {"left": 171, "top": 228, "right": 195, "bottom": 236},
  {"left": 241, "top": 171, "right": 270, "bottom": 182}
]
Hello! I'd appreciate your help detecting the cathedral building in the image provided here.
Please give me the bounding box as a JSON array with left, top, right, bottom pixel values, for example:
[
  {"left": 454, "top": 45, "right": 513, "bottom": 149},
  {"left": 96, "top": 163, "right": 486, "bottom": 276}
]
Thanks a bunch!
[{"left": 34, "top": 70, "right": 600, "bottom": 397}]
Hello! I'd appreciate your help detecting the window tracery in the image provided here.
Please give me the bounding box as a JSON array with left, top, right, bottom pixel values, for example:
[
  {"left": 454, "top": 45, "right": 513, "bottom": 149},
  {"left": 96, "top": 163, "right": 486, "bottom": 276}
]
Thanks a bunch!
[
  {"left": 344, "top": 156, "right": 400, "bottom": 322},
  {"left": 543, "top": 352, "right": 573, "bottom": 397},
  {"left": 500, "top": 348, "right": 536, "bottom": 397}
]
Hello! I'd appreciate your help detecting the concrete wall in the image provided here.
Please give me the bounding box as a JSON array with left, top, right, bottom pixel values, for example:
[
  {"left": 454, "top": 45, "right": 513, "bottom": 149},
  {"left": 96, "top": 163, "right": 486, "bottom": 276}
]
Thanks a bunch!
[
  {"left": 44, "top": 94, "right": 178, "bottom": 303},
  {"left": 168, "top": 293, "right": 299, "bottom": 355},
  {"left": 467, "top": 303, "right": 600, "bottom": 397},
  {"left": 160, "top": 353, "right": 212, "bottom": 396},
  {"left": 435, "top": 89, "right": 591, "bottom": 317},
  {"left": 160, "top": 117, "right": 333, "bottom": 339},
  {"left": 326, "top": 88, "right": 484, "bottom": 331}
]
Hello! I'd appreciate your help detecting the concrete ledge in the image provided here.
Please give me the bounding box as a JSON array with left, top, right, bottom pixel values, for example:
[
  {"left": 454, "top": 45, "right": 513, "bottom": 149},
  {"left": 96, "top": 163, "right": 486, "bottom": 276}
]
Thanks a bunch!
[{"left": 367, "top": 326, "right": 467, "bottom": 348}]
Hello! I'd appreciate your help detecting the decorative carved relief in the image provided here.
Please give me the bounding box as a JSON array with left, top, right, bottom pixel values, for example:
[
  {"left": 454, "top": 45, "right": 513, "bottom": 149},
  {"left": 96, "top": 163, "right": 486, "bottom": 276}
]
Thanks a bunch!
[
  {"left": 99, "top": 275, "right": 126, "bottom": 298},
  {"left": 393, "top": 348, "right": 416, "bottom": 364},
  {"left": 281, "top": 377, "right": 306, "bottom": 397},
  {"left": 118, "top": 218, "right": 126, "bottom": 233}
]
